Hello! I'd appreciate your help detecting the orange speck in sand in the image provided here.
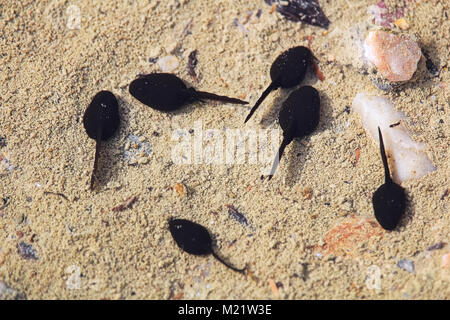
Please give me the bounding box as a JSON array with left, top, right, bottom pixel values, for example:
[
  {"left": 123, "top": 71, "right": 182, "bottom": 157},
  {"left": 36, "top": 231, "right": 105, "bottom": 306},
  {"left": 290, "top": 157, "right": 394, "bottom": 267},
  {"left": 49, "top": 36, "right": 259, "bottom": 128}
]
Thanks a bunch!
[
  {"left": 353, "top": 148, "right": 361, "bottom": 166},
  {"left": 268, "top": 279, "right": 278, "bottom": 295},
  {"left": 316, "top": 216, "right": 384, "bottom": 258},
  {"left": 270, "top": 4, "right": 277, "bottom": 14}
]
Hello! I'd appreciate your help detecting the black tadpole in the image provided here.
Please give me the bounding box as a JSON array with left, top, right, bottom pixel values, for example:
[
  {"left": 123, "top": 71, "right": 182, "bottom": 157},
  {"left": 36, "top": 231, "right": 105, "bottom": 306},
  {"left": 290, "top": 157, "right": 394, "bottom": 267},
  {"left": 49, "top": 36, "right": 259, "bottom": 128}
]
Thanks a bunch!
[
  {"left": 267, "top": 86, "right": 320, "bottom": 180},
  {"left": 244, "top": 46, "right": 313, "bottom": 123},
  {"left": 372, "top": 127, "right": 406, "bottom": 230},
  {"left": 82, "top": 91, "right": 120, "bottom": 190},
  {"left": 168, "top": 218, "right": 246, "bottom": 274},
  {"left": 129, "top": 73, "right": 247, "bottom": 112}
]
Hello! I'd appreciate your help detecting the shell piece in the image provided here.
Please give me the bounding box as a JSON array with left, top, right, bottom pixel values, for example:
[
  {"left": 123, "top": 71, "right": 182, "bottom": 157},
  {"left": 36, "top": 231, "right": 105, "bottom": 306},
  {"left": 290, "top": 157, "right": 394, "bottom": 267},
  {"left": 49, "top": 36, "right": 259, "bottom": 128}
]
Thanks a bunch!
[
  {"left": 264, "top": 0, "right": 330, "bottom": 29},
  {"left": 352, "top": 93, "right": 436, "bottom": 183},
  {"left": 364, "top": 30, "right": 421, "bottom": 82}
]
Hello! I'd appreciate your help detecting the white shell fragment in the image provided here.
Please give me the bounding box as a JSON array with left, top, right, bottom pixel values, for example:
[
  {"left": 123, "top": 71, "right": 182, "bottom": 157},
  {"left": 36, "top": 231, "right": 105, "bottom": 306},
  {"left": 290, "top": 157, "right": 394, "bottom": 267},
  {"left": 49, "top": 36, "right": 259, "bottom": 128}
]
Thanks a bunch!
[
  {"left": 157, "top": 55, "right": 179, "bottom": 72},
  {"left": 352, "top": 93, "right": 436, "bottom": 183},
  {"left": 364, "top": 30, "right": 421, "bottom": 82}
]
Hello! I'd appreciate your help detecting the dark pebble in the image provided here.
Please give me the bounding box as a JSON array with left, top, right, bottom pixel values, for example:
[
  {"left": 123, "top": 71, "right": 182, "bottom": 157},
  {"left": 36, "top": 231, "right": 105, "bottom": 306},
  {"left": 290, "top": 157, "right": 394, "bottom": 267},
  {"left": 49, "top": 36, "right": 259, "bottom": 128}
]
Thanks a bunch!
[{"left": 17, "top": 242, "right": 38, "bottom": 260}]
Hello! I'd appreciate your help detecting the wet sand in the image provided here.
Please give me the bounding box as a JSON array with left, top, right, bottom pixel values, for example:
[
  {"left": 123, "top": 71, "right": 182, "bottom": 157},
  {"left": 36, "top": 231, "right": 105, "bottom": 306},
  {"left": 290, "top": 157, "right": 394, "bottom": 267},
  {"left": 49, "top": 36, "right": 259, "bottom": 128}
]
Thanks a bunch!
[{"left": 0, "top": 0, "right": 449, "bottom": 299}]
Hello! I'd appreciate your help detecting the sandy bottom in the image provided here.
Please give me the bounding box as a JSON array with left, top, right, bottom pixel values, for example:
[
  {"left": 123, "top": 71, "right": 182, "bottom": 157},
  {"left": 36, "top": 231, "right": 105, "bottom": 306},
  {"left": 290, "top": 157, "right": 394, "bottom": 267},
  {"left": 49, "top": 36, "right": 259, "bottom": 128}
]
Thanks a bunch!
[{"left": 0, "top": 0, "right": 449, "bottom": 299}]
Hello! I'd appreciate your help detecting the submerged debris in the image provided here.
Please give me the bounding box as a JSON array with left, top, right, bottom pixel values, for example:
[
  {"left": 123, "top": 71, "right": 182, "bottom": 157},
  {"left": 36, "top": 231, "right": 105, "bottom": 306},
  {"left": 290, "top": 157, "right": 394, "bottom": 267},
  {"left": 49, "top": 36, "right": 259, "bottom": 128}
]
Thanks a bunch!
[
  {"left": 174, "top": 183, "right": 187, "bottom": 196},
  {"left": 0, "top": 152, "right": 14, "bottom": 172},
  {"left": 265, "top": 0, "right": 330, "bottom": 29},
  {"left": 1, "top": 197, "right": 10, "bottom": 210},
  {"left": 187, "top": 50, "right": 198, "bottom": 79},
  {"left": 112, "top": 196, "right": 138, "bottom": 212},
  {"left": 422, "top": 49, "right": 439, "bottom": 77},
  {"left": 427, "top": 242, "right": 446, "bottom": 251},
  {"left": 397, "top": 259, "right": 415, "bottom": 273},
  {"left": 0, "top": 136, "right": 6, "bottom": 148},
  {"left": 17, "top": 242, "right": 38, "bottom": 260},
  {"left": 43, "top": 191, "right": 69, "bottom": 201},
  {"left": 226, "top": 204, "right": 249, "bottom": 227},
  {"left": 367, "top": 1, "right": 406, "bottom": 28},
  {"left": 372, "top": 77, "right": 393, "bottom": 91}
]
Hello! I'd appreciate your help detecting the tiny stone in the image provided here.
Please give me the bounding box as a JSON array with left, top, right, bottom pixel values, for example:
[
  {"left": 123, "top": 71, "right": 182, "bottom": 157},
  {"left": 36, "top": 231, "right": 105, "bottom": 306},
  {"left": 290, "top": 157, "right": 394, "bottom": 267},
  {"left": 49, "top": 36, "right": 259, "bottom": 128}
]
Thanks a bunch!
[
  {"left": 337, "top": 210, "right": 348, "bottom": 217},
  {"left": 14, "top": 214, "right": 24, "bottom": 225},
  {"left": 17, "top": 242, "right": 38, "bottom": 260},
  {"left": 157, "top": 55, "right": 179, "bottom": 72},
  {"left": 174, "top": 183, "right": 187, "bottom": 196},
  {"left": 341, "top": 200, "right": 353, "bottom": 211},
  {"left": 397, "top": 259, "right": 414, "bottom": 273},
  {"left": 394, "top": 18, "right": 409, "bottom": 30},
  {"left": 270, "top": 33, "right": 279, "bottom": 42},
  {"left": 302, "top": 187, "right": 312, "bottom": 200}
]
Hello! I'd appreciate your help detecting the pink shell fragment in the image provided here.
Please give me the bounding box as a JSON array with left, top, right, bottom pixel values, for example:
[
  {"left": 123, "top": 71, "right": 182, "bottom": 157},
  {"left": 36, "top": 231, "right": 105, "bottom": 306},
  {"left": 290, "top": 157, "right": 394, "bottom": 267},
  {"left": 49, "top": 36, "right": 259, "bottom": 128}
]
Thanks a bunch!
[{"left": 364, "top": 30, "right": 421, "bottom": 82}]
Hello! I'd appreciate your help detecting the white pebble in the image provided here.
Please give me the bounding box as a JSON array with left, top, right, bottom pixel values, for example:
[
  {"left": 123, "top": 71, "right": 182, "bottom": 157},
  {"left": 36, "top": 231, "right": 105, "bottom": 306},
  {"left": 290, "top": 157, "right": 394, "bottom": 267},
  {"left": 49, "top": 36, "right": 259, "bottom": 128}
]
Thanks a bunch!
[
  {"left": 157, "top": 55, "right": 179, "bottom": 72},
  {"left": 352, "top": 92, "right": 436, "bottom": 183}
]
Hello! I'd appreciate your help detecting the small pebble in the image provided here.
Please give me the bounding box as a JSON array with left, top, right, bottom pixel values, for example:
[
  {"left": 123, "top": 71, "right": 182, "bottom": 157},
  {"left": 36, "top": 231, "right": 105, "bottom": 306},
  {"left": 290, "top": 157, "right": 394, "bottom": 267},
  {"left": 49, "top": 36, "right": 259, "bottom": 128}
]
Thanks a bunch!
[
  {"left": 442, "top": 253, "right": 450, "bottom": 268},
  {"left": 394, "top": 18, "right": 409, "bottom": 30},
  {"left": 174, "top": 183, "right": 187, "bottom": 196},
  {"left": 397, "top": 259, "right": 414, "bottom": 273},
  {"left": 364, "top": 30, "right": 421, "bottom": 82},
  {"left": 17, "top": 242, "right": 38, "bottom": 260},
  {"left": 157, "top": 55, "right": 179, "bottom": 72}
]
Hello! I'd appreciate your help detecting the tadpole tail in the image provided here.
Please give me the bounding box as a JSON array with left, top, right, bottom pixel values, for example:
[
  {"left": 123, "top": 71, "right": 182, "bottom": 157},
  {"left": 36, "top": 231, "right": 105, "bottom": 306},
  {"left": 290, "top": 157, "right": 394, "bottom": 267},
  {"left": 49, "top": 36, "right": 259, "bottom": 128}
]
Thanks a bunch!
[
  {"left": 244, "top": 82, "right": 276, "bottom": 123},
  {"left": 212, "top": 251, "right": 246, "bottom": 274},
  {"left": 378, "top": 127, "right": 391, "bottom": 183},
  {"left": 194, "top": 90, "right": 248, "bottom": 105},
  {"left": 90, "top": 131, "right": 102, "bottom": 191},
  {"left": 267, "top": 136, "right": 292, "bottom": 181}
]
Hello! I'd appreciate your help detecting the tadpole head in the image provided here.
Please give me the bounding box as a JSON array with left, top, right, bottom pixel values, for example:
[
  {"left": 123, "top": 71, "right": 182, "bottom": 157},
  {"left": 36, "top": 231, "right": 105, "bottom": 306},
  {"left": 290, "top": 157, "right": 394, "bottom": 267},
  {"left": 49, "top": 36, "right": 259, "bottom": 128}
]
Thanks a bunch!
[
  {"left": 129, "top": 73, "right": 191, "bottom": 112},
  {"left": 270, "top": 46, "right": 312, "bottom": 88},
  {"left": 372, "top": 182, "right": 406, "bottom": 230},
  {"left": 83, "top": 90, "right": 120, "bottom": 141},
  {"left": 168, "top": 218, "right": 213, "bottom": 256},
  {"left": 278, "top": 86, "right": 320, "bottom": 139}
]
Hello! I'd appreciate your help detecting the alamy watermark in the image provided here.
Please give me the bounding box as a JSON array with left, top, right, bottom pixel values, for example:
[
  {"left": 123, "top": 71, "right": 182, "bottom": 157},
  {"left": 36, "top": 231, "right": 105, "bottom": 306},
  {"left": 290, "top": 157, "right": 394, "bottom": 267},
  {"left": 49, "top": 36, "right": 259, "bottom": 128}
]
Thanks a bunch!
[{"left": 171, "top": 121, "right": 281, "bottom": 175}]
